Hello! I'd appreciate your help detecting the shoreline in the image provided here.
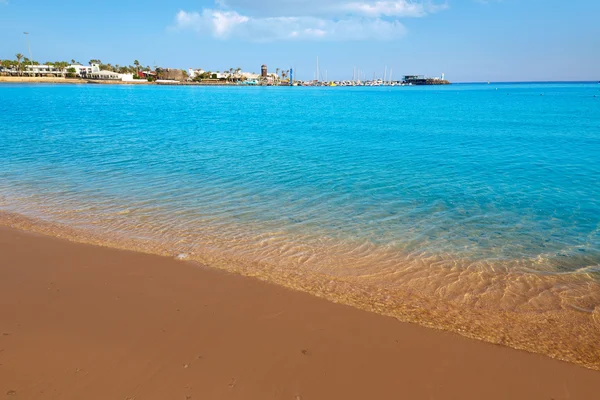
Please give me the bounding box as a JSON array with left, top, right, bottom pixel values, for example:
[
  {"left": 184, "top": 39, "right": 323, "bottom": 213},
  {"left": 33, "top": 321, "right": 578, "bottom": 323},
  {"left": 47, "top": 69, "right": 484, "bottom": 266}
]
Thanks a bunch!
[
  {"left": 0, "top": 76, "right": 88, "bottom": 84},
  {"left": 0, "top": 76, "right": 152, "bottom": 85},
  {"left": 0, "top": 76, "right": 246, "bottom": 86},
  {"left": 1, "top": 225, "right": 598, "bottom": 399},
  {"left": 2, "top": 210, "right": 599, "bottom": 372}
]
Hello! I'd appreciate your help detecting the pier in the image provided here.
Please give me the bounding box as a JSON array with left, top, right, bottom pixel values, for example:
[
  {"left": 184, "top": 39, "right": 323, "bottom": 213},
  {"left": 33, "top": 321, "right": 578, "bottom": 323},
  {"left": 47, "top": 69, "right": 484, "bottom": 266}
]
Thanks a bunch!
[{"left": 403, "top": 75, "right": 451, "bottom": 85}]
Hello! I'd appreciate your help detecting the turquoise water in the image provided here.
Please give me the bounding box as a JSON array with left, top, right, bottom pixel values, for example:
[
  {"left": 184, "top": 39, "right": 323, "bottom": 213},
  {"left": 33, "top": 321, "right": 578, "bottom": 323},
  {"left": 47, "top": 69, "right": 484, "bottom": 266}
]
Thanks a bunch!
[{"left": 1, "top": 83, "right": 600, "bottom": 366}]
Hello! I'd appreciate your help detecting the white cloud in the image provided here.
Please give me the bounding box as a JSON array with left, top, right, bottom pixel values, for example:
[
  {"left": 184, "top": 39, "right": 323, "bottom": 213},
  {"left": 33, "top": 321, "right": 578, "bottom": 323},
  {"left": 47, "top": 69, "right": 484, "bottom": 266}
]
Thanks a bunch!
[
  {"left": 173, "top": 1, "right": 446, "bottom": 41},
  {"left": 174, "top": 9, "right": 407, "bottom": 41},
  {"left": 176, "top": 10, "right": 249, "bottom": 38},
  {"left": 344, "top": 1, "right": 448, "bottom": 18},
  {"left": 215, "top": 0, "right": 446, "bottom": 18}
]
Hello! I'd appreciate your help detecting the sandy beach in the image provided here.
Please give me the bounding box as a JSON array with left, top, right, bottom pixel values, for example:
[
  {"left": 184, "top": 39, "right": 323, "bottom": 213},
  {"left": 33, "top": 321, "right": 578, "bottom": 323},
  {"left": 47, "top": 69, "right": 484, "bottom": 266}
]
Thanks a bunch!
[
  {"left": 0, "top": 226, "right": 598, "bottom": 400},
  {"left": 0, "top": 76, "right": 87, "bottom": 84},
  {"left": 0, "top": 76, "right": 250, "bottom": 86},
  {"left": 0, "top": 76, "right": 152, "bottom": 85}
]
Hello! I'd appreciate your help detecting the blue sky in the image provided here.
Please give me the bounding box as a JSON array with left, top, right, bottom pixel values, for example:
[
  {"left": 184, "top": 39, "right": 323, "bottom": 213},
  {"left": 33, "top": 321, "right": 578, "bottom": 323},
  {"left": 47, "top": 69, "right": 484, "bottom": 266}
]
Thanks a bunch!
[{"left": 1, "top": 0, "right": 598, "bottom": 81}]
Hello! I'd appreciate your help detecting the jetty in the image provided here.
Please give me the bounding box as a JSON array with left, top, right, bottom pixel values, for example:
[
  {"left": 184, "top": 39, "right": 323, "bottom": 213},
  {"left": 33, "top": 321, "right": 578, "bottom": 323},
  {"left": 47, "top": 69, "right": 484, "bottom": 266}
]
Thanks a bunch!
[{"left": 403, "top": 75, "right": 451, "bottom": 85}]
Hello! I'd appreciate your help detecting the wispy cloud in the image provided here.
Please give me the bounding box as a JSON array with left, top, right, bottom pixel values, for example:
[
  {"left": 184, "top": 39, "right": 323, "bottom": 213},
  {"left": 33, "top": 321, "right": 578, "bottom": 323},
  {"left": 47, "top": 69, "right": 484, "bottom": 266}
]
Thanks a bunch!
[
  {"left": 174, "top": 10, "right": 407, "bottom": 41},
  {"left": 343, "top": 1, "right": 448, "bottom": 18},
  {"left": 172, "top": 1, "right": 446, "bottom": 41}
]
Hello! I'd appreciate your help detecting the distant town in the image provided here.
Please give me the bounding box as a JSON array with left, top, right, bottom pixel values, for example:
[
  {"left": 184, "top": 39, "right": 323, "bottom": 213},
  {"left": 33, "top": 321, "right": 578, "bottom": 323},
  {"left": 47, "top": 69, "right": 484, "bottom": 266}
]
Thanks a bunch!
[{"left": 0, "top": 56, "right": 450, "bottom": 86}]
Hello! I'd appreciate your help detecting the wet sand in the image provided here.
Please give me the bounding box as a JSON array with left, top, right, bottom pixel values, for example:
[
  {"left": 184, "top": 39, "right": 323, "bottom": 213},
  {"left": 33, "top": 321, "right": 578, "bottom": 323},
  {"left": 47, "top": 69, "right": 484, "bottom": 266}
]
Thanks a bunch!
[{"left": 0, "top": 226, "right": 598, "bottom": 400}]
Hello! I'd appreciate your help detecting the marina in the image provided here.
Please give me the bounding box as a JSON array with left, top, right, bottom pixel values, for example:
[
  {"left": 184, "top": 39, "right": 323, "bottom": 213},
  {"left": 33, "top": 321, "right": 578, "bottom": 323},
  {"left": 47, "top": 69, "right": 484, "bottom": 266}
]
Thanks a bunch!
[{"left": 1, "top": 57, "right": 451, "bottom": 87}]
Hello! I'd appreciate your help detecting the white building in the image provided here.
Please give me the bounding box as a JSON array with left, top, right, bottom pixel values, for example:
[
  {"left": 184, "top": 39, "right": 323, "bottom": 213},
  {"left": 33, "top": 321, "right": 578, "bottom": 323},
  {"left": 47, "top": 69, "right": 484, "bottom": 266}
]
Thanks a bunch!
[
  {"left": 87, "top": 70, "right": 121, "bottom": 80},
  {"left": 24, "top": 64, "right": 63, "bottom": 76},
  {"left": 188, "top": 68, "right": 206, "bottom": 79},
  {"left": 119, "top": 73, "right": 135, "bottom": 81},
  {"left": 241, "top": 72, "right": 260, "bottom": 80},
  {"left": 66, "top": 64, "right": 100, "bottom": 77}
]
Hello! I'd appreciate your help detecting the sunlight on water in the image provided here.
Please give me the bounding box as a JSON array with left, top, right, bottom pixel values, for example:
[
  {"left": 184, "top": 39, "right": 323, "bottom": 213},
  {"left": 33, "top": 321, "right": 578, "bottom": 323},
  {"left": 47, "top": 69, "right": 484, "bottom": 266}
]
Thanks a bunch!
[{"left": 1, "top": 83, "right": 599, "bottom": 368}]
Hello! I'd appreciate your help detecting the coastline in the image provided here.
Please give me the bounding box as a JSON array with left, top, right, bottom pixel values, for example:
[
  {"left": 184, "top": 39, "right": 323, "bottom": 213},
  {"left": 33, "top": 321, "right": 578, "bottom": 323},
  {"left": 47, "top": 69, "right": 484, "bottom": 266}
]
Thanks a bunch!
[
  {"left": 0, "top": 76, "right": 88, "bottom": 84},
  {"left": 0, "top": 76, "right": 152, "bottom": 85},
  {"left": 1, "top": 225, "right": 598, "bottom": 399},
  {"left": 1, "top": 210, "right": 599, "bottom": 372},
  {"left": 0, "top": 76, "right": 244, "bottom": 86}
]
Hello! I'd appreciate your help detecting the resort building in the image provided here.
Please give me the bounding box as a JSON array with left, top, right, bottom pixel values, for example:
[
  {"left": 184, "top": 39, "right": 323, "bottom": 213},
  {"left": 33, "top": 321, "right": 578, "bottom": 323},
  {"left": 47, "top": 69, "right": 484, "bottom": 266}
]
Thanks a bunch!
[
  {"left": 188, "top": 68, "right": 206, "bottom": 79},
  {"left": 119, "top": 73, "right": 136, "bottom": 82},
  {"left": 241, "top": 72, "right": 260, "bottom": 80},
  {"left": 87, "top": 70, "right": 121, "bottom": 80},
  {"left": 67, "top": 64, "right": 99, "bottom": 77},
  {"left": 137, "top": 70, "right": 157, "bottom": 80},
  {"left": 212, "top": 72, "right": 228, "bottom": 79},
  {"left": 24, "top": 64, "right": 64, "bottom": 76}
]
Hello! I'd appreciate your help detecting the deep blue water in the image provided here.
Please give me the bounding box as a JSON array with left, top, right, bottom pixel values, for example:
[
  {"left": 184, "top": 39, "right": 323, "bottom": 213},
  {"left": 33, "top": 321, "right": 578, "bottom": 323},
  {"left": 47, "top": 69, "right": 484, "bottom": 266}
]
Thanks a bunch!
[
  {"left": 4, "top": 82, "right": 600, "bottom": 366},
  {"left": 2, "top": 83, "right": 599, "bottom": 275}
]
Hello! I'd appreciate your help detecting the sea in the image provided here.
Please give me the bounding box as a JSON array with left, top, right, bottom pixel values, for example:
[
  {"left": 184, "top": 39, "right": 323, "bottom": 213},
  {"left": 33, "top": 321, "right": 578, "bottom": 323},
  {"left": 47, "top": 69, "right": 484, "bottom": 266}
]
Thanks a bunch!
[{"left": 1, "top": 82, "right": 599, "bottom": 368}]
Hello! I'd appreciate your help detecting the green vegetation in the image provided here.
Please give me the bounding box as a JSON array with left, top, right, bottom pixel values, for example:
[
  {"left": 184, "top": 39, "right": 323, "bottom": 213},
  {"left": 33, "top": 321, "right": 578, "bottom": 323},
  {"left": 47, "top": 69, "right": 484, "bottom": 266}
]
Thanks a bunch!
[
  {"left": 65, "top": 67, "right": 77, "bottom": 78},
  {"left": 15, "top": 53, "right": 23, "bottom": 75},
  {"left": 0, "top": 56, "right": 234, "bottom": 84}
]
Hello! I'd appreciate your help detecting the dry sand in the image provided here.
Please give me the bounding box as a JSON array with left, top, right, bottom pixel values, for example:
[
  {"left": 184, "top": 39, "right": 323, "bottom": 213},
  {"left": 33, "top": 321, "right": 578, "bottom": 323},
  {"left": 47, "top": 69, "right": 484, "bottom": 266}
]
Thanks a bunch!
[{"left": 0, "top": 226, "right": 598, "bottom": 400}]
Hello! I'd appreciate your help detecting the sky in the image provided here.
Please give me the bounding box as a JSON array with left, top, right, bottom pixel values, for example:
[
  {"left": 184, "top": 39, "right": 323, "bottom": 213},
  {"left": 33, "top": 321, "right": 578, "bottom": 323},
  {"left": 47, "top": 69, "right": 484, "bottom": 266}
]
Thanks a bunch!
[{"left": 0, "top": 0, "right": 599, "bottom": 82}]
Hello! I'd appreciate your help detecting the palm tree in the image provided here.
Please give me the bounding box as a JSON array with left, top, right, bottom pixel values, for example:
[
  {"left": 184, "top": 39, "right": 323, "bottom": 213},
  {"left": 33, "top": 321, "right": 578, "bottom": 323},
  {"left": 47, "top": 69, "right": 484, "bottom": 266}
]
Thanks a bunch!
[
  {"left": 15, "top": 53, "right": 23, "bottom": 75},
  {"left": 276, "top": 67, "right": 280, "bottom": 81},
  {"left": 134, "top": 60, "right": 140, "bottom": 75}
]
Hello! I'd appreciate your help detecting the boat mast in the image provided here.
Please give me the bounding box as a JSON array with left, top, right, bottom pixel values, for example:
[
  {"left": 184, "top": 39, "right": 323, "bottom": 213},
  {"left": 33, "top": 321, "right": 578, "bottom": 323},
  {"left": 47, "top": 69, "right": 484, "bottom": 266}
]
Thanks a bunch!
[{"left": 316, "top": 56, "right": 319, "bottom": 83}]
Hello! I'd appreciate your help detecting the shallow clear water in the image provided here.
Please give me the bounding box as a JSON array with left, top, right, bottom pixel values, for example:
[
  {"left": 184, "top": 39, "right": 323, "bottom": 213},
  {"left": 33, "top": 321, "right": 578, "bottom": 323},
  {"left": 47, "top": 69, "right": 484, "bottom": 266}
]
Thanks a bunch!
[{"left": 1, "top": 83, "right": 600, "bottom": 367}]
